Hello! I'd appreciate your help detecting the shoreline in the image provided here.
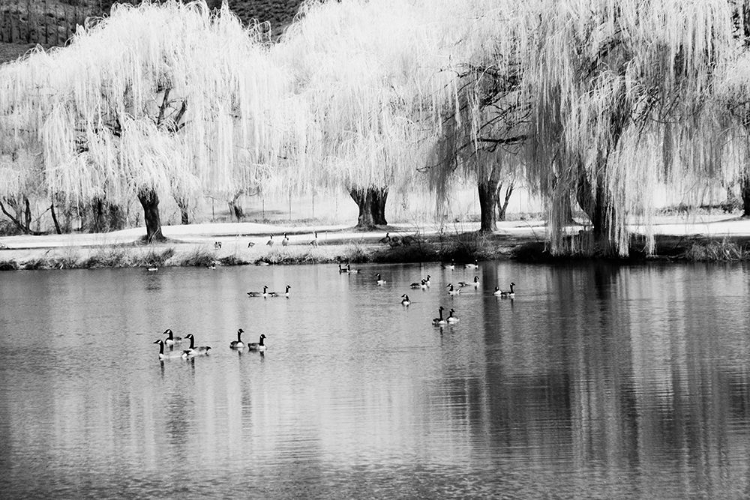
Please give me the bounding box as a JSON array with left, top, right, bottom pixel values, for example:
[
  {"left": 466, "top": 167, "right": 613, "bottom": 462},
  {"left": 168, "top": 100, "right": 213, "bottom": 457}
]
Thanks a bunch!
[{"left": 2, "top": 217, "right": 750, "bottom": 270}]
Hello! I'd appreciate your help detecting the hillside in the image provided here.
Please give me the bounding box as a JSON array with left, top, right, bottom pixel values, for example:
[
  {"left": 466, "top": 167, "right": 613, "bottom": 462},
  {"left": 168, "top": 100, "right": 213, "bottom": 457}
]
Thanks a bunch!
[{"left": 0, "top": 0, "right": 305, "bottom": 64}]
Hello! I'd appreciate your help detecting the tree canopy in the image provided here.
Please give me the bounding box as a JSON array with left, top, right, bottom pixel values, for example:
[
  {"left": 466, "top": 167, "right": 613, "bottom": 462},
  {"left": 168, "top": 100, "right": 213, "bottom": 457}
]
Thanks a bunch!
[{"left": 2, "top": 0, "right": 750, "bottom": 254}]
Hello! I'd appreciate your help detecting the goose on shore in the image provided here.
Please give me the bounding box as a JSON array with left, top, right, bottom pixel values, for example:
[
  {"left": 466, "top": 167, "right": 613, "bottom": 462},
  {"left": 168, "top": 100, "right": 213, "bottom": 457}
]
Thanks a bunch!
[{"left": 282, "top": 233, "right": 289, "bottom": 246}]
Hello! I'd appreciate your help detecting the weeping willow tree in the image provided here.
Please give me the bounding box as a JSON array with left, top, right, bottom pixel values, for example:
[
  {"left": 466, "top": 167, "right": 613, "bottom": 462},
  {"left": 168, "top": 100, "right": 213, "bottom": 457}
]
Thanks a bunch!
[
  {"left": 0, "top": 1, "right": 291, "bottom": 242},
  {"left": 274, "top": 0, "right": 467, "bottom": 229},
  {"left": 524, "top": 0, "right": 742, "bottom": 255}
]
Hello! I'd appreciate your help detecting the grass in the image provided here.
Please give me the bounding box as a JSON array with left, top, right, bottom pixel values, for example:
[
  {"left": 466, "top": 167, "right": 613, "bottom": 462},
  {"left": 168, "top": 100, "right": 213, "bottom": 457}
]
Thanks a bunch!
[{"left": 682, "top": 239, "right": 749, "bottom": 262}]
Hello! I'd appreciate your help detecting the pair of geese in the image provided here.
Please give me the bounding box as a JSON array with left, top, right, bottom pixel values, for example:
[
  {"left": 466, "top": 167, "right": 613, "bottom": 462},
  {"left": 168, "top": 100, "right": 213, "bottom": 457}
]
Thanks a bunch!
[
  {"left": 154, "top": 328, "right": 266, "bottom": 360},
  {"left": 441, "top": 259, "right": 479, "bottom": 270},
  {"left": 247, "top": 285, "right": 291, "bottom": 298}
]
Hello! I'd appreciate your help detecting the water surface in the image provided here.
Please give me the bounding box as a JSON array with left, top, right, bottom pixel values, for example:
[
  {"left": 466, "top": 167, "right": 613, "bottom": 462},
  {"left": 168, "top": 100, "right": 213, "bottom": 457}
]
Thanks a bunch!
[{"left": 1, "top": 261, "right": 749, "bottom": 499}]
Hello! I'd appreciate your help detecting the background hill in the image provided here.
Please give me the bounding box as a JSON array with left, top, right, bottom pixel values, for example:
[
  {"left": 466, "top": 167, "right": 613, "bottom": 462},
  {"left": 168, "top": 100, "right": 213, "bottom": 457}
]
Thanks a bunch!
[{"left": 0, "top": 0, "right": 305, "bottom": 64}]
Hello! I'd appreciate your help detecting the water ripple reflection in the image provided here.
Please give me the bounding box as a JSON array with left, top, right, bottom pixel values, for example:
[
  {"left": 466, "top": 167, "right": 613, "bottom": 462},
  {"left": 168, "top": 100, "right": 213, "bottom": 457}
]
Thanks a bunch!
[{"left": 1, "top": 262, "right": 749, "bottom": 498}]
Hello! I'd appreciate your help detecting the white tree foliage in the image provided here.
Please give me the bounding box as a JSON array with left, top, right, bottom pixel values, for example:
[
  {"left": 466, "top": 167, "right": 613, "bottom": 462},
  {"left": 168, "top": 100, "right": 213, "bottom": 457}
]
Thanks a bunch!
[{"left": 0, "top": 0, "right": 292, "bottom": 209}]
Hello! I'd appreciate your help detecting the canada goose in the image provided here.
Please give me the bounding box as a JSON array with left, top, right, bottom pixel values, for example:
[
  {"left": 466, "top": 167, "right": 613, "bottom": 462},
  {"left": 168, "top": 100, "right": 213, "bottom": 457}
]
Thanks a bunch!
[
  {"left": 339, "top": 263, "right": 349, "bottom": 273},
  {"left": 270, "top": 285, "right": 291, "bottom": 298},
  {"left": 465, "top": 259, "right": 479, "bottom": 269},
  {"left": 432, "top": 306, "right": 447, "bottom": 326},
  {"left": 182, "top": 334, "right": 211, "bottom": 358},
  {"left": 499, "top": 282, "right": 516, "bottom": 298},
  {"left": 401, "top": 294, "right": 410, "bottom": 306},
  {"left": 230, "top": 328, "right": 245, "bottom": 349},
  {"left": 214, "top": 241, "right": 222, "bottom": 249},
  {"left": 154, "top": 339, "right": 183, "bottom": 360},
  {"left": 347, "top": 264, "right": 359, "bottom": 274},
  {"left": 376, "top": 273, "right": 386, "bottom": 285},
  {"left": 447, "top": 309, "right": 460, "bottom": 323},
  {"left": 282, "top": 233, "right": 289, "bottom": 246},
  {"left": 493, "top": 286, "right": 503, "bottom": 296},
  {"left": 472, "top": 276, "right": 480, "bottom": 287},
  {"left": 248, "top": 334, "right": 266, "bottom": 351},
  {"left": 247, "top": 285, "right": 269, "bottom": 297},
  {"left": 447, "top": 284, "right": 460, "bottom": 295},
  {"left": 247, "top": 241, "right": 255, "bottom": 248},
  {"left": 266, "top": 235, "right": 274, "bottom": 246},
  {"left": 379, "top": 232, "right": 391, "bottom": 244},
  {"left": 442, "top": 259, "right": 455, "bottom": 270},
  {"left": 163, "top": 329, "right": 182, "bottom": 345},
  {"left": 309, "top": 231, "right": 318, "bottom": 247},
  {"left": 459, "top": 276, "right": 480, "bottom": 287},
  {"left": 147, "top": 266, "right": 158, "bottom": 272},
  {"left": 410, "top": 280, "right": 423, "bottom": 289},
  {"left": 423, "top": 275, "right": 431, "bottom": 286}
]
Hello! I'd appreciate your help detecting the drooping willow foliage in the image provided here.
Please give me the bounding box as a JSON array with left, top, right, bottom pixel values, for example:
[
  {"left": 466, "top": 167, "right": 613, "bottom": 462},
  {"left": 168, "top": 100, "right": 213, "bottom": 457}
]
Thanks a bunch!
[
  {"left": 0, "top": 0, "right": 292, "bottom": 209},
  {"left": 1, "top": 0, "right": 750, "bottom": 254}
]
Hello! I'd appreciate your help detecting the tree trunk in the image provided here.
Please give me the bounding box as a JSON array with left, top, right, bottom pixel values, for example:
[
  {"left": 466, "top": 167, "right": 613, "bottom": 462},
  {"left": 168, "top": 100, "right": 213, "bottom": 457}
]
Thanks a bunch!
[
  {"left": 496, "top": 181, "right": 514, "bottom": 221},
  {"left": 742, "top": 173, "right": 750, "bottom": 217},
  {"left": 138, "top": 188, "right": 165, "bottom": 243},
  {"left": 349, "top": 185, "right": 388, "bottom": 230},
  {"left": 370, "top": 187, "right": 388, "bottom": 225},
  {"left": 576, "top": 162, "right": 613, "bottom": 239},
  {"left": 50, "top": 201, "right": 62, "bottom": 235},
  {"left": 176, "top": 197, "right": 190, "bottom": 225},
  {"left": 478, "top": 166, "right": 502, "bottom": 232}
]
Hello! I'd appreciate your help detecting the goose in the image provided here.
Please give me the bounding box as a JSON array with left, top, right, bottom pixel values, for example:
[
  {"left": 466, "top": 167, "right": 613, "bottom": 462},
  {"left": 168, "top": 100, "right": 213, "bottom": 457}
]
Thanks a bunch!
[
  {"left": 432, "top": 306, "right": 447, "bottom": 326},
  {"left": 447, "top": 309, "right": 460, "bottom": 323},
  {"left": 270, "top": 285, "right": 291, "bottom": 298},
  {"left": 154, "top": 339, "right": 183, "bottom": 360},
  {"left": 309, "top": 231, "right": 318, "bottom": 247},
  {"left": 182, "top": 334, "right": 211, "bottom": 358},
  {"left": 346, "top": 264, "right": 359, "bottom": 274},
  {"left": 282, "top": 233, "right": 289, "bottom": 246},
  {"left": 376, "top": 273, "right": 386, "bottom": 285},
  {"left": 379, "top": 232, "right": 391, "bottom": 244},
  {"left": 465, "top": 259, "right": 479, "bottom": 269},
  {"left": 423, "top": 275, "right": 431, "bottom": 287},
  {"left": 493, "top": 286, "right": 503, "bottom": 296},
  {"left": 266, "top": 235, "right": 274, "bottom": 246},
  {"left": 163, "top": 328, "right": 182, "bottom": 345},
  {"left": 442, "top": 259, "right": 455, "bottom": 270},
  {"left": 499, "top": 282, "right": 516, "bottom": 298},
  {"left": 472, "top": 276, "right": 480, "bottom": 287},
  {"left": 401, "top": 294, "right": 411, "bottom": 306},
  {"left": 247, "top": 241, "right": 255, "bottom": 248},
  {"left": 230, "top": 328, "right": 245, "bottom": 349},
  {"left": 147, "top": 265, "right": 158, "bottom": 272},
  {"left": 447, "top": 284, "right": 460, "bottom": 295},
  {"left": 410, "top": 280, "right": 423, "bottom": 289},
  {"left": 248, "top": 334, "right": 267, "bottom": 352},
  {"left": 339, "top": 263, "right": 349, "bottom": 273},
  {"left": 247, "top": 285, "right": 269, "bottom": 297}
]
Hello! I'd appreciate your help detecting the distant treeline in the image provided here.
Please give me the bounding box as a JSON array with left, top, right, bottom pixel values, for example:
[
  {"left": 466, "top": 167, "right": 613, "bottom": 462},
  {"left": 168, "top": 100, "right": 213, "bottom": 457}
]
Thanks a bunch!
[{"left": 0, "top": 0, "right": 303, "bottom": 48}]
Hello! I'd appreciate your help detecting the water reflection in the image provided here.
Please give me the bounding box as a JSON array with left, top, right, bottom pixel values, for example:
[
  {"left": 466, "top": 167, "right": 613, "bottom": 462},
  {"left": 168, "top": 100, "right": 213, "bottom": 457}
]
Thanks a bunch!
[{"left": 1, "top": 262, "right": 750, "bottom": 498}]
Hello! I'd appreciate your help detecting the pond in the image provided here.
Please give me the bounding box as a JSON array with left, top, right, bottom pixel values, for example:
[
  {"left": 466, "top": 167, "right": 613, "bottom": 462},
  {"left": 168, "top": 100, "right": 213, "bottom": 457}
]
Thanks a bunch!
[{"left": 1, "top": 261, "right": 749, "bottom": 499}]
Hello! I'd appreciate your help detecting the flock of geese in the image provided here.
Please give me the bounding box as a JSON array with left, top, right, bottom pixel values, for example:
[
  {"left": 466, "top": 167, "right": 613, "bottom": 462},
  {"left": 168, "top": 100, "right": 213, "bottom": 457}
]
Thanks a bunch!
[
  {"left": 152, "top": 259, "right": 516, "bottom": 359},
  {"left": 337, "top": 259, "right": 516, "bottom": 328},
  {"left": 154, "top": 328, "right": 266, "bottom": 360}
]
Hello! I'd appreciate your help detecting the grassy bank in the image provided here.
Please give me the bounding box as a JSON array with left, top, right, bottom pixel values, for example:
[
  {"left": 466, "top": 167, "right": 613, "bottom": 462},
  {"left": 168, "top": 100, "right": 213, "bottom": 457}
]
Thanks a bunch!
[
  {"left": 512, "top": 234, "right": 750, "bottom": 263},
  {"left": 0, "top": 230, "right": 527, "bottom": 271}
]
